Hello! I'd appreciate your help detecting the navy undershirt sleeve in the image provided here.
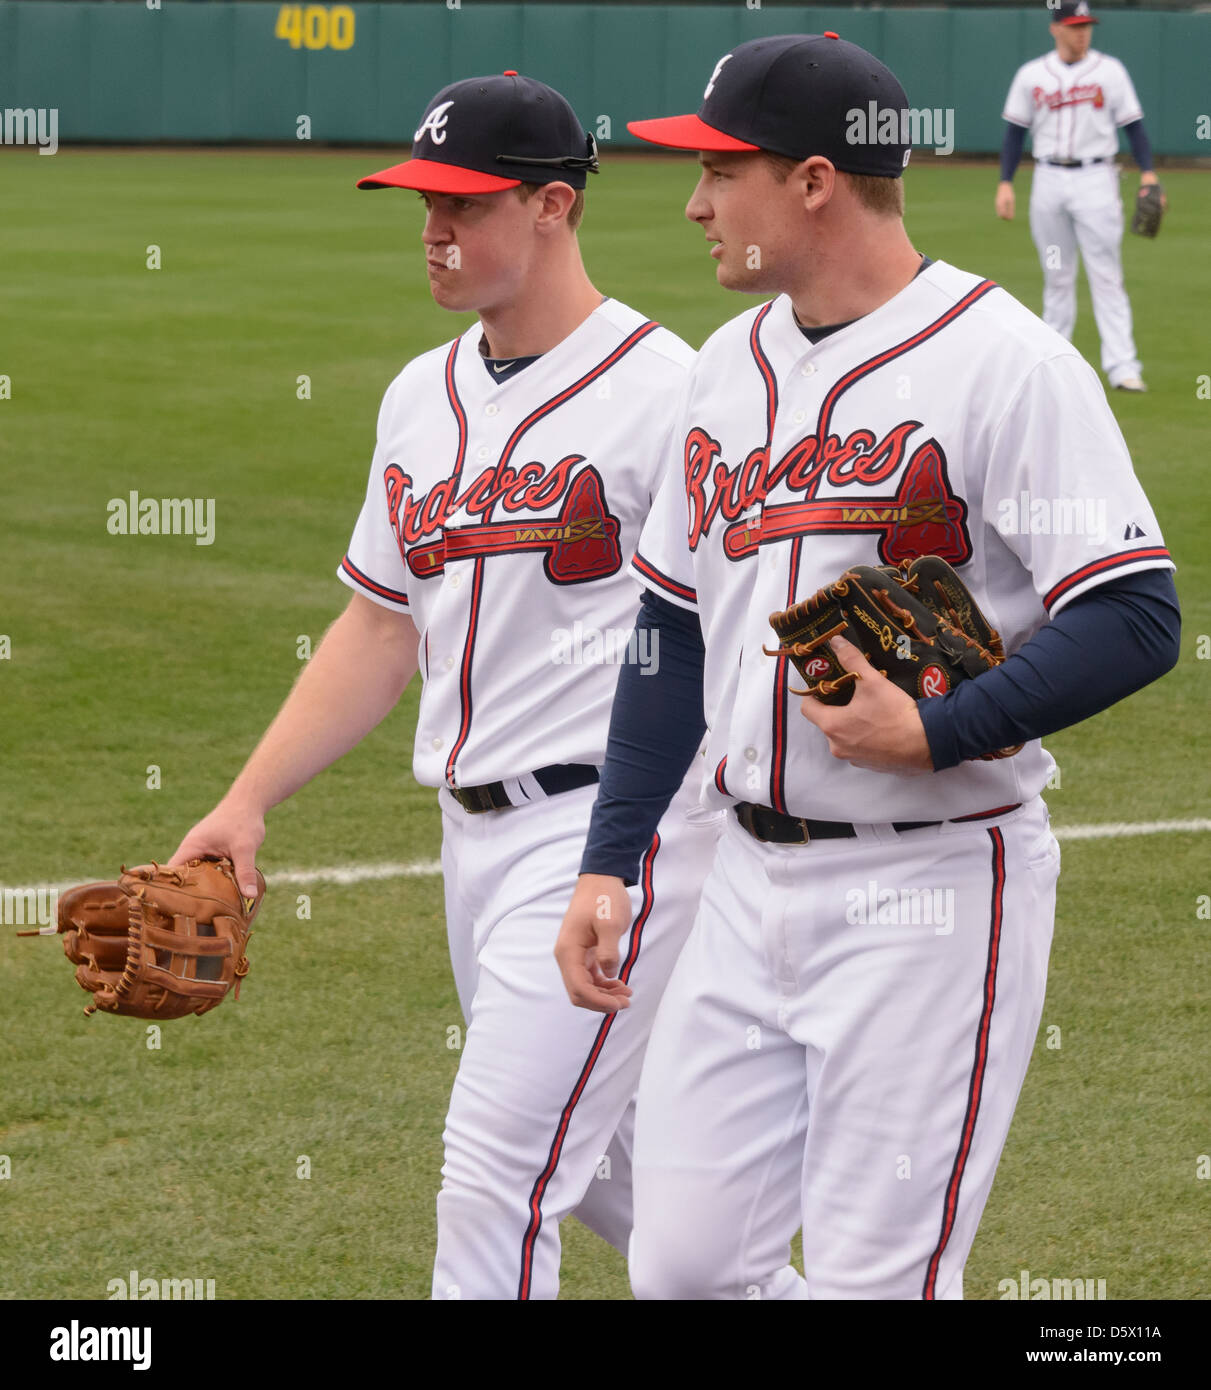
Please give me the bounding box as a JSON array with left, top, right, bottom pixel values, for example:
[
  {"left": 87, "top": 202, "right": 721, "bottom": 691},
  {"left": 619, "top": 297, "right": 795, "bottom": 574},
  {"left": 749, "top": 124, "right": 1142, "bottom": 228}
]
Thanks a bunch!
[
  {"left": 918, "top": 568, "right": 1180, "bottom": 770},
  {"left": 1000, "top": 123, "right": 1028, "bottom": 183},
  {"left": 1122, "top": 120, "right": 1154, "bottom": 173},
  {"left": 579, "top": 591, "right": 706, "bottom": 885}
]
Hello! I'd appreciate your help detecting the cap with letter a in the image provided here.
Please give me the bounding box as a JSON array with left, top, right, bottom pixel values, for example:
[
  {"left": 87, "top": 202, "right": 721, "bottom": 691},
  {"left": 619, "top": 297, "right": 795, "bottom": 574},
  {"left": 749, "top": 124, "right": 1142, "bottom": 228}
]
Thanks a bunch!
[
  {"left": 627, "top": 33, "right": 912, "bottom": 178},
  {"left": 1052, "top": 0, "right": 1099, "bottom": 25},
  {"left": 357, "top": 72, "right": 599, "bottom": 194}
]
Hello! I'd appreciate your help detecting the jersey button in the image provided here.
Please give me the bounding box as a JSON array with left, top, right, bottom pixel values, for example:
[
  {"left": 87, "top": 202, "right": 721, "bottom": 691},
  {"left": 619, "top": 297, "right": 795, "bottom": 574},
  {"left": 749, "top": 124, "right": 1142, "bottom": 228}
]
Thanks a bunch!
[
  {"left": 801, "top": 362, "right": 816, "bottom": 378},
  {"left": 792, "top": 409, "right": 806, "bottom": 425},
  {"left": 744, "top": 746, "right": 758, "bottom": 761},
  {"left": 443, "top": 656, "right": 454, "bottom": 671},
  {"left": 449, "top": 574, "right": 461, "bottom": 589},
  {"left": 476, "top": 446, "right": 491, "bottom": 462},
  {"left": 431, "top": 737, "right": 443, "bottom": 751},
  {"left": 485, "top": 403, "right": 499, "bottom": 416}
]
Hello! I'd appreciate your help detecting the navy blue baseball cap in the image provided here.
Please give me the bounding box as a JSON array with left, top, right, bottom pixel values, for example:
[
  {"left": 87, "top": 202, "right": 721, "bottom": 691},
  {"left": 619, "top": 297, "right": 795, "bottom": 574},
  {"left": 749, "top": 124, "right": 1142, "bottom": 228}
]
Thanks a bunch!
[
  {"left": 358, "top": 72, "right": 599, "bottom": 194},
  {"left": 628, "top": 33, "right": 911, "bottom": 178},
  {"left": 1053, "top": 0, "right": 1098, "bottom": 24}
]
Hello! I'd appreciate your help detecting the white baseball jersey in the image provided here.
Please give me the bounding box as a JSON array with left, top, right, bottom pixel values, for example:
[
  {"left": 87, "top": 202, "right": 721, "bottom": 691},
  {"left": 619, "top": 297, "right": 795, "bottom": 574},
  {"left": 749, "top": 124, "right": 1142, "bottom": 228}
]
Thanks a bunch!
[
  {"left": 633, "top": 259, "right": 1173, "bottom": 823},
  {"left": 1002, "top": 49, "right": 1142, "bottom": 162},
  {"left": 340, "top": 297, "right": 694, "bottom": 789}
]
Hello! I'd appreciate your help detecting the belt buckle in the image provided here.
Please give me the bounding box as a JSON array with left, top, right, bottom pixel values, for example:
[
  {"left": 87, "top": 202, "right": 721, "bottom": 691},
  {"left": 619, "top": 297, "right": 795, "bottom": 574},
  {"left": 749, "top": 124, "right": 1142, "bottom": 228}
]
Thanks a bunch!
[
  {"left": 739, "top": 804, "right": 771, "bottom": 843},
  {"left": 454, "top": 784, "right": 493, "bottom": 814},
  {"left": 796, "top": 818, "right": 812, "bottom": 845}
]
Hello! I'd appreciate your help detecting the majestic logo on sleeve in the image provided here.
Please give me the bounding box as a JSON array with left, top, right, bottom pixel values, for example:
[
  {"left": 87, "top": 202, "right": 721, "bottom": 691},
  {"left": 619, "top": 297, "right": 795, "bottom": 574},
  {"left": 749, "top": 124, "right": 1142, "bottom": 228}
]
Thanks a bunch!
[
  {"left": 415, "top": 100, "right": 455, "bottom": 145},
  {"left": 383, "top": 457, "right": 622, "bottom": 586},
  {"left": 684, "top": 419, "right": 972, "bottom": 566}
]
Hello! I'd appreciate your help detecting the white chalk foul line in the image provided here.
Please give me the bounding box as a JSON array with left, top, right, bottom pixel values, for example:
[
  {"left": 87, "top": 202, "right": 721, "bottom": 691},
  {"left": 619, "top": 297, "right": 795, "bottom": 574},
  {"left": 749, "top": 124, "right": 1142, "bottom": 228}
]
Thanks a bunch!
[
  {"left": 1051, "top": 818, "right": 1211, "bottom": 842},
  {"left": 4, "top": 821, "right": 1210, "bottom": 896},
  {"left": 0, "top": 861, "right": 444, "bottom": 896}
]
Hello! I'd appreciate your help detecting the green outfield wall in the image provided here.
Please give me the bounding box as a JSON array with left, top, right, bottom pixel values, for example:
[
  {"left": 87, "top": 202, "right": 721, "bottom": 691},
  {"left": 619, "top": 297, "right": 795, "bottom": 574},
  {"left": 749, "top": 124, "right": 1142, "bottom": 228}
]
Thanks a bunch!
[{"left": 1, "top": 3, "right": 1207, "bottom": 155}]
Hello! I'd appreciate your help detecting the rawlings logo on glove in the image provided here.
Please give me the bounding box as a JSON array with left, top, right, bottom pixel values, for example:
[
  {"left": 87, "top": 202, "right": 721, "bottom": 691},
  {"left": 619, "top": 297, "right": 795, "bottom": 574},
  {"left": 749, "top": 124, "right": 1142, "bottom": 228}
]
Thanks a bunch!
[{"left": 20, "top": 857, "right": 266, "bottom": 1018}]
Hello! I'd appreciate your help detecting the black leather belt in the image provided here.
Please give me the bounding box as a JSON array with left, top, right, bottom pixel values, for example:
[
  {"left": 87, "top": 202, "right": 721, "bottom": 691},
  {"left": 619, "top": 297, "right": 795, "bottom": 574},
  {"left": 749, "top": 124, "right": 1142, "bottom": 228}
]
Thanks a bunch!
[
  {"left": 733, "top": 801, "right": 1021, "bottom": 845},
  {"left": 1039, "top": 157, "right": 1107, "bottom": 168},
  {"left": 448, "top": 763, "right": 599, "bottom": 814}
]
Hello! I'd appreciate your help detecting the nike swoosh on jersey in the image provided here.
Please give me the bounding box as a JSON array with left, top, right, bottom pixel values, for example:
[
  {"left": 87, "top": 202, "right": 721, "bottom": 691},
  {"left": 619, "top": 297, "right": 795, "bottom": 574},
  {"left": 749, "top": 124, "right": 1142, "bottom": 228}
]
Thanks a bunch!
[{"left": 492, "top": 361, "right": 515, "bottom": 373}]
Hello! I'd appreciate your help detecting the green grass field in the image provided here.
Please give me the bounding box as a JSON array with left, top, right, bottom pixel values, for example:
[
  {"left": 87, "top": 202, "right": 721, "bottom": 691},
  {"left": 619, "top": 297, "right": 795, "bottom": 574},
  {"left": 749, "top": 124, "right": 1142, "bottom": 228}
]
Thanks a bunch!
[{"left": 1, "top": 149, "right": 1208, "bottom": 1301}]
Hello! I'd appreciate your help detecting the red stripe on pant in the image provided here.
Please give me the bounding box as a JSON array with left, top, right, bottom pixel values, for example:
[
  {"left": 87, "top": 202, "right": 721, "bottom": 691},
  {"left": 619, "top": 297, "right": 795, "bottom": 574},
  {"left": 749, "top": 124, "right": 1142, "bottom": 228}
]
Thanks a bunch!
[
  {"left": 516, "top": 832, "right": 661, "bottom": 1300},
  {"left": 922, "top": 826, "right": 1006, "bottom": 1299}
]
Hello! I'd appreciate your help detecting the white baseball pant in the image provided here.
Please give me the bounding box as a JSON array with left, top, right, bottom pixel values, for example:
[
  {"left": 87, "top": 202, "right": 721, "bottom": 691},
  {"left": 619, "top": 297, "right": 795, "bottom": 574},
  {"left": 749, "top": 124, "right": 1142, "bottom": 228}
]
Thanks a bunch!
[
  {"left": 432, "top": 774, "right": 720, "bottom": 1300},
  {"left": 628, "top": 797, "right": 1059, "bottom": 1300},
  {"left": 1029, "top": 163, "right": 1142, "bottom": 386}
]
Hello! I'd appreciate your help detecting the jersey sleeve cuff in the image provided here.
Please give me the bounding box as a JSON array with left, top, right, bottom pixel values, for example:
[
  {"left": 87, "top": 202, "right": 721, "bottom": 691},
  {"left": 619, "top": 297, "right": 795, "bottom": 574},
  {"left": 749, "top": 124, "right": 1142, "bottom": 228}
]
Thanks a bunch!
[
  {"left": 1043, "top": 549, "right": 1173, "bottom": 616},
  {"left": 337, "top": 555, "right": 411, "bottom": 611},
  {"left": 631, "top": 551, "right": 698, "bottom": 613}
]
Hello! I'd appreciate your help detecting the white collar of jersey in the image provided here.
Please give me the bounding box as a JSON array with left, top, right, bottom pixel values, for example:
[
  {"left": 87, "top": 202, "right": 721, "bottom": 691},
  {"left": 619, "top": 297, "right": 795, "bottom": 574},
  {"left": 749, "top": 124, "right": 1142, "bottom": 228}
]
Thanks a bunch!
[{"left": 762, "top": 257, "right": 946, "bottom": 365}]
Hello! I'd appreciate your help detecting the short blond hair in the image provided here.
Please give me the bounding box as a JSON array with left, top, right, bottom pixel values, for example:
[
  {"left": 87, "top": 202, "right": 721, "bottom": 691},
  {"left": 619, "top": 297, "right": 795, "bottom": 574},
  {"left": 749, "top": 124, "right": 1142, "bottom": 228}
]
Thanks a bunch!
[
  {"left": 760, "top": 152, "right": 905, "bottom": 218},
  {"left": 515, "top": 181, "right": 585, "bottom": 231}
]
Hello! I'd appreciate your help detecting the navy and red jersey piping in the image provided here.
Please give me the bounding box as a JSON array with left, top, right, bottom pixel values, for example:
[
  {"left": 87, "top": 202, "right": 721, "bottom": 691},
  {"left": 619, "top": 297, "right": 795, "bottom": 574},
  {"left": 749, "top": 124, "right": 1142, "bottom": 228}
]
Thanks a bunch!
[
  {"left": 516, "top": 830, "right": 662, "bottom": 1299},
  {"left": 340, "top": 554, "right": 409, "bottom": 607},
  {"left": 923, "top": 826, "right": 1005, "bottom": 1299},
  {"left": 1043, "top": 547, "right": 1171, "bottom": 613},
  {"left": 633, "top": 551, "right": 697, "bottom": 606},
  {"left": 766, "top": 279, "right": 999, "bottom": 814},
  {"left": 445, "top": 321, "right": 660, "bottom": 787}
]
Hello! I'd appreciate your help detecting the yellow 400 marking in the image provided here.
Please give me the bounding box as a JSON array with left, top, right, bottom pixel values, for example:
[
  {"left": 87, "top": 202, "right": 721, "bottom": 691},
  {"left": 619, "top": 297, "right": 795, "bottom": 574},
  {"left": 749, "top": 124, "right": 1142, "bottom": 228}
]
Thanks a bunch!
[{"left": 275, "top": 5, "right": 355, "bottom": 51}]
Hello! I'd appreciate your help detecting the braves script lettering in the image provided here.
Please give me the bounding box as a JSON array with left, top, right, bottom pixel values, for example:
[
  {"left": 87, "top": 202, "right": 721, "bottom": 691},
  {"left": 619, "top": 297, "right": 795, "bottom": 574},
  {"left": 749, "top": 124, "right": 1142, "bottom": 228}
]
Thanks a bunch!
[
  {"left": 684, "top": 419, "right": 973, "bottom": 566},
  {"left": 1032, "top": 83, "right": 1105, "bottom": 112},
  {"left": 385, "top": 453, "right": 584, "bottom": 554}
]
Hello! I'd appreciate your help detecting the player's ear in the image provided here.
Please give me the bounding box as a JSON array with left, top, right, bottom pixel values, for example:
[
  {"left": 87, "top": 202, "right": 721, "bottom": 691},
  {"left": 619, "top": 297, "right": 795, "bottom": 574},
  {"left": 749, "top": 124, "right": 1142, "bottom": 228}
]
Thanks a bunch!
[
  {"left": 531, "top": 181, "right": 579, "bottom": 232},
  {"left": 797, "top": 156, "right": 837, "bottom": 214}
]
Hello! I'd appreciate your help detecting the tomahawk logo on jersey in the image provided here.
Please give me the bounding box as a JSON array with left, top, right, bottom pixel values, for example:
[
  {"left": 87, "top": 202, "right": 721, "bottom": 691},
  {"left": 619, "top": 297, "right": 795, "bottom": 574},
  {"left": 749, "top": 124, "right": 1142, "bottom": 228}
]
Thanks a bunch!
[
  {"left": 340, "top": 298, "right": 693, "bottom": 790},
  {"left": 634, "top": 260, "right": 1173, "bottom": 823}
]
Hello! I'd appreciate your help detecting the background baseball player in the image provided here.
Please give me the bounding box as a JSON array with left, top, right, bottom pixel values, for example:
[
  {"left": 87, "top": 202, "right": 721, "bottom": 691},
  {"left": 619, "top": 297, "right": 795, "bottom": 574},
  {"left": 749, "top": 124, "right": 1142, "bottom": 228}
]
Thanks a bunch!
[
  {"left": 170, "top": 72, "right": 718, "bottom": 1299},
  {"left": 996, "top": 0, "right": 1164, "bottom": 392},
  {"left": 555, "top": 33, "right": 1180, "bottom": 1299}
]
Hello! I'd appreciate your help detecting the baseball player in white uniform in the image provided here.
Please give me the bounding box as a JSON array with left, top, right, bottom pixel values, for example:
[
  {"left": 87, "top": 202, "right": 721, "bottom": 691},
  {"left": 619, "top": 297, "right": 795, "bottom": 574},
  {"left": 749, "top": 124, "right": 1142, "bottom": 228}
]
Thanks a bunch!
[
  {"left": 556, "top": 34, "right": 1180, "bottom": 1299},
  {"left": 171, "top": 72, "right": 718, "bottom": 1300},
  {"left": 996, "top": 0, "right": 1164, "bottom": 392}
]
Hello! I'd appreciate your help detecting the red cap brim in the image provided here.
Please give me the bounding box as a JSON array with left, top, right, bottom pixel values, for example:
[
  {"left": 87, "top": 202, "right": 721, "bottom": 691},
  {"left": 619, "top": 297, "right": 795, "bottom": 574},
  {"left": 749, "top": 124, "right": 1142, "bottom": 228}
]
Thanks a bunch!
[
  {"left": 1056, "top": 16, "right": 1098, "bottom": 23},
  {"left": 356, "top": 158, "right": 521, "bottom": 193},
  {"left": 626, "top": 114, "right": 760, "bottom": 152}
]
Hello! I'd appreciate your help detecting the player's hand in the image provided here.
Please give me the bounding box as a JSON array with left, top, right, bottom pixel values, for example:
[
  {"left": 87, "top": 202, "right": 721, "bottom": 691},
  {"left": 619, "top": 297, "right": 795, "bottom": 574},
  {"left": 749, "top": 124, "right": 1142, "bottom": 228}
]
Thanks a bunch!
[
  {"left": 798, "top": 635, "right": 934, "bottom": 775},
  {"left": 995, "top": 182, "right": 1015, "bottom": 221},
  {"left": 1139, "top": 171, "right": 1167, "bottom": 210},
  {"left": 168, "top": 795, "right": 266, "bottom": 898},
  {"left": 554, "top": 874, "right": 634, "bottom": 1014}
]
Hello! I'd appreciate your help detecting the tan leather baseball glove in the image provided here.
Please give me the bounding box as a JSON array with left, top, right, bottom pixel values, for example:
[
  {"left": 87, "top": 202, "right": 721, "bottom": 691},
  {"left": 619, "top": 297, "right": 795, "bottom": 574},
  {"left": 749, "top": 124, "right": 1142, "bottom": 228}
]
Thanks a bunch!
[{"left": 22, "top": 857, "right": 266, "bottom": 1018}]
